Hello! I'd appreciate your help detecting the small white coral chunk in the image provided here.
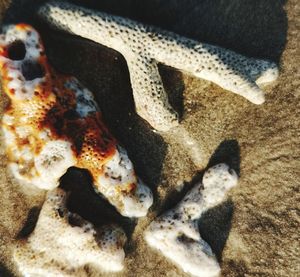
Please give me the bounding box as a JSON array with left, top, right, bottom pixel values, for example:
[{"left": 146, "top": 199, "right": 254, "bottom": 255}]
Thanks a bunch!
[
  {"left": 14, "top": 188, "right": 127, "bottom": 276},
  {"left": 122, "top": 178, "right": 153, "bottom": 217},
  {"left": 97, "top": 146, "right": 153, "bottom": 217},
  {"left": 145, "top": 164, "right": 238, "bottom": 277}
]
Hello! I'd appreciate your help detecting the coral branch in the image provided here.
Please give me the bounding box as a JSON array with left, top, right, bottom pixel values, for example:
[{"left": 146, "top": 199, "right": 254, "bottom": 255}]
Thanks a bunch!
[{"left": 38, "top": 1, "right": 278, "bottom": 131}]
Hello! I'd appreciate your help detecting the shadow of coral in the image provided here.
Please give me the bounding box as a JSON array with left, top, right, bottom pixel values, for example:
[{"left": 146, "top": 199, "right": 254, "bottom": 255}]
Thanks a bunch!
[
  {"left": 59, "top": 167, "right": 137, "bottom": 237},
  {"left": 198, "top": 199, "right": 234, "bottom": 263},
  {"left": 0, "top": 262, "right": 15, "bottom": 277},
  {"left": 66, "top": 0, "right": 287, "bottom": 62},
  {"left": 199, "top": 139, "right": 240, "bottom": 262},
  {"left": 207, "top": 139, "right": 241, "bottom": 176},
  {"left": 16, "top": 207, "right": 41, "bottom": 239},
  {"left": 160, "top": 139, "right": 240, "bottom": 208}
]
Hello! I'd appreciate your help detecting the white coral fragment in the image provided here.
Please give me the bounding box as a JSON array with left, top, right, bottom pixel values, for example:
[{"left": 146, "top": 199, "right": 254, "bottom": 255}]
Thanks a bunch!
[
  {"left": 97, "top": 145, "right": 153, "bottom": 218},
  {"left": 145, "top": 164, "right": 238, "bottom": 277},
  {"left": 38, "top": 1, "right": 279, "bottom": 131},
  {"left": 14, "top": 188, "right": 127, "bottom": 276}
]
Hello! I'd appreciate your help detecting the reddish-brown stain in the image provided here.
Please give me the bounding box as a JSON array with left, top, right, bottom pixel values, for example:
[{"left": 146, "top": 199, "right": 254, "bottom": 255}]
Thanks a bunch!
[{"left": 0, "top": 24, "right": 118, "bottom": 182}]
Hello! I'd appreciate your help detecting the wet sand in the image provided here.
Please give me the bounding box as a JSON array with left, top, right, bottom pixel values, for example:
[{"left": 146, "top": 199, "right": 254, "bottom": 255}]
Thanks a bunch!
[{"left": 0, "top": 0, "right": 299, "bottom": 276}]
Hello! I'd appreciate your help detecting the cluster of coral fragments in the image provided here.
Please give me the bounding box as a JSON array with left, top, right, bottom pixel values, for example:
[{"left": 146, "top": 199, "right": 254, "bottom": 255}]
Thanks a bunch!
[{"left": 0, "top": 1, "right": 278, "bottom": 276}]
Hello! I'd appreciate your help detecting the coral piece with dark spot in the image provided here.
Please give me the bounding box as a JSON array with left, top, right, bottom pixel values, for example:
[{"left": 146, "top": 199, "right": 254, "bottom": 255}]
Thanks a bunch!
[
  {"left": 38, "top": 1, "right": 279, "bottom": 131},
  {"left": 145, "top": 164, "right": 238, "bottom": 277},
  {"left": 0, "top": 24, "right": 153, "bottom": 218}
]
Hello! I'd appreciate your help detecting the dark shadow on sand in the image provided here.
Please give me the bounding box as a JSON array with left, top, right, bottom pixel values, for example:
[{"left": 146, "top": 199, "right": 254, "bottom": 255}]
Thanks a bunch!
[
  {"left": 68, "top": 0, "right": 287, "bottom": 63},
  {"left": 16, "top": 206, "right": 41, "bottom": 239},
  {"left": 15, "top": 167, "right": 138, "bottom": 246},
  {"left": 199, "top": 139, "right": 240, "bottom": 262},
  {"left": 198, "top": 199, "right": 234, "bottom": 263},
  {"left": 207, "top": 139, "right": 241, "bottom": 177},
  {"left": 0, "top": 262, "right": 15, "bottom": 277},
  {"left": 59, "top": 167, "right": 137, "bottom": 238},
  {"left": 161, "top": 139, "right": 240, "bottom": 208}
]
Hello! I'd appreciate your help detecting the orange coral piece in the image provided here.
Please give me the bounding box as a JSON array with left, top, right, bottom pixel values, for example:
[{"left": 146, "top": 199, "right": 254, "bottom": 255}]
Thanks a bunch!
[
  {"left": 0, "top": 23, "right": 116, "bottom": 179},
  {"left": 0, "top": 24, "right": 152, "bottom": 217}
]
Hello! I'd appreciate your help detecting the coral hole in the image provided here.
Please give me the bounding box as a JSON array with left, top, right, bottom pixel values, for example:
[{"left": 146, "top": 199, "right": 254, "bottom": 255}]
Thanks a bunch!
[
  {"left": 7, "top": 40, "right": 26, "bottom": 60},
  {"left": 21, "top": 60, "right": 45, "bottom": 80}
]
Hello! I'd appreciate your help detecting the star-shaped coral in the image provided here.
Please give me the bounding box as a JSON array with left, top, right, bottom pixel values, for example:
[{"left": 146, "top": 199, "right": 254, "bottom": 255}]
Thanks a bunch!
[{"left": 38, "top": 1, "right": 279, "bottom": 131}]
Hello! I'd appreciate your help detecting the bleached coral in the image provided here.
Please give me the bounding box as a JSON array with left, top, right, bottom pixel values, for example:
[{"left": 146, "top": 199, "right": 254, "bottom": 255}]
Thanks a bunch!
[
  {"left": 14, "top": 188, "right": 127, "bottom": 276},
  {"left": 145, "top": 164, "right": 238, "bottom": 277},
  {"left": 0, "top": 24, "right": 153, "bottom": 217},
  {"left": 38, "top": 1, "right": 279, "bottom": 131}
]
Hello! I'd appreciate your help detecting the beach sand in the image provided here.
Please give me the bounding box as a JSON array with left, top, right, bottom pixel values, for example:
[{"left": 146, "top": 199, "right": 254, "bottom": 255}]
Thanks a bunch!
[{"left": 0, "top": 0, "right": 299, "bottom": 276}]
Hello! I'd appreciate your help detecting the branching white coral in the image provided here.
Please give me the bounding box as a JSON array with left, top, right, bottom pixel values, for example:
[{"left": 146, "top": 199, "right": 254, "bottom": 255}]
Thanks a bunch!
[
  {"left": 14, "top": 188, "right": 127, "bottom": 276},
  {"left": 145, "top": 164, "right": 238, "bottom": 277},
  {"left": 0, "top": 24, "right": 153, "bottom": 217},
  {"left": 38, "top": 1, "right": 279, "bottom": 131}
]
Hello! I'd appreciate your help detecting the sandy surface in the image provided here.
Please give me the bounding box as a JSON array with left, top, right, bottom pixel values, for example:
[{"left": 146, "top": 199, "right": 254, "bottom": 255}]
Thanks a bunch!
[{"left": 0, "top": 0, "right": 299, "bottom": 276}]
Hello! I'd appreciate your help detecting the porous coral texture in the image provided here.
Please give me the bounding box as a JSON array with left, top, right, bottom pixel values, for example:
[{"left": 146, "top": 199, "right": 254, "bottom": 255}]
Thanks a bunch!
[
  {"left": 0, "top": 24, "right": 153, "bottom": 218},
  {"left": 145, "top": 164, "right": 238, "bottom": 277},
  {"left": 14, "top": 188, "right": 127, "bottom": 276},
  {"left": 38, "top": 0, "right": 279, "bottom": 131}
]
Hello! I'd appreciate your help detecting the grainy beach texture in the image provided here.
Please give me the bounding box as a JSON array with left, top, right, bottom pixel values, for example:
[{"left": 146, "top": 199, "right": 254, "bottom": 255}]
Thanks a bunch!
[{"left": 0, "top": 0, "right": 299, "bottom": 276}]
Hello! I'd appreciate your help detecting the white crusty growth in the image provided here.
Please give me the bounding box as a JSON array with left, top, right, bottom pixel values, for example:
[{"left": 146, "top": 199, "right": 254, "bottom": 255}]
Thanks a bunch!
[
  {"left": 0, "top": 25, "right": 45, "bottom": 100},
  {"left": 145, "top": 164, "right": 238, "bottom": 277},
  {"left": 98, "top": 145, "right": 153, "bottom": 218},
  {"left": 38, "top": 1, "right": 279, "bottom": 131},
  {"left": 14, "top": 188, "right": 127, "bottom": 276}
]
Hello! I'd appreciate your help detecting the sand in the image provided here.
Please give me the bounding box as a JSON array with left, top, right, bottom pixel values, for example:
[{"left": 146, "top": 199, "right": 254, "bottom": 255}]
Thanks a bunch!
[{"left": 0, "top": 0, "right": 299, "bottom": 276}]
